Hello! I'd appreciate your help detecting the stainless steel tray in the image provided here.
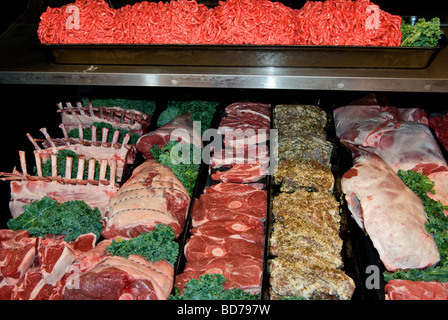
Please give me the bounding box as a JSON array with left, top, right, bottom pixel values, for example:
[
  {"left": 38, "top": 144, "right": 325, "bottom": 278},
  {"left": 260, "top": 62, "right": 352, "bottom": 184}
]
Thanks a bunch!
[{"left": 40, "top": 36, "right": 447, "bottom": 69}]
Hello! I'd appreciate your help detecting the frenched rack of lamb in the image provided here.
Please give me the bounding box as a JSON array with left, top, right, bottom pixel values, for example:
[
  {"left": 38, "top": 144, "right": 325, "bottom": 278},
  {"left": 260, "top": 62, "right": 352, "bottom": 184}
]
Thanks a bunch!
[
  {"left": 57, "top": 101, "right": 151, "bottom": 135},
  {"left": 27, "top": 126, "right": 133, "bottom": 182},
  {"left": 0, "top": 150, "right": 118, "bottom": 218}
]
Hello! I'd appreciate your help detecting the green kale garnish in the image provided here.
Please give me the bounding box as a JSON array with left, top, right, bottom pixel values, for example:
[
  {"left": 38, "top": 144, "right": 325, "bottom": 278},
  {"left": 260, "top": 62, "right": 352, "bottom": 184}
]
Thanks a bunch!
[
  {"left": 401, "top": 17, "right": 444, "bottom": 47},
  {"left": 169, "top": 273, "right": 259, "bottom": 300},
  {"left": 384, "top": 170, "right": 448, "bottom": 282},
  {"left": 106, "top": 224, "right": 179, "bottom": 265},
  {"left": 150, "top": 140, "right": 201, "bottom": 196},
  {"left": 67, "top": 122, "right": 140, "bottom": 145},
  {"left": 157, "top": 101, "right": 218, "bottom": 135},
  {"left": 7, "top": 197, "right": 103, "bottom": 242}
]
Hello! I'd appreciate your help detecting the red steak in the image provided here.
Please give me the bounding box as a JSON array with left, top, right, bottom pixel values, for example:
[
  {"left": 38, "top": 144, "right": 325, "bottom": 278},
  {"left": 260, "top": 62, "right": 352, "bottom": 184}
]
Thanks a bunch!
[
  {"left": 175, "top": 254, "right": 263, "bottom": 295},
  {"left": 185, "top": 219, "right": 265, "bottom": 261},
  {"left": 385, "top": 279, "right": 448, "bottom": 300},
  {"left": 191, "top": 187, "right": 267, "bottom": 227}
]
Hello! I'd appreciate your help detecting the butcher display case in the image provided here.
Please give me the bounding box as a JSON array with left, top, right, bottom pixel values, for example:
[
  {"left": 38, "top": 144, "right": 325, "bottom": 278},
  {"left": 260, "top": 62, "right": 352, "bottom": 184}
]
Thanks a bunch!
[{"left": 1, "top": 0, "right": 448, "bottom": 305}]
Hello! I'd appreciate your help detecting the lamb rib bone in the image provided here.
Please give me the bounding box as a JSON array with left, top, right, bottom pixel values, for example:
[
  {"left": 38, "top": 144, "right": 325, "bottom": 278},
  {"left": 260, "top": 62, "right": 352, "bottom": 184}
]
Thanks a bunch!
[
  {"left": 0, "top": 149, "right": 119, "bottom": 218},
  {"left": 57, "top": 101, "right": 150, "bottom": 135},
  {"left": 26, "top": 126, "right": 132, "bottom": 181}
]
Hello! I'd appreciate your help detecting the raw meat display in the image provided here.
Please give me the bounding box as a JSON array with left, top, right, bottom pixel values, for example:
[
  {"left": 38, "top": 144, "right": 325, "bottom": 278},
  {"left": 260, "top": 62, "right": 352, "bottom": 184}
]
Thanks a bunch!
[
  {"left": 429, "top": 112, "right": 448, "bottom": 151},
  {"left": 334, "top": 94, "right": 447, "bottom": 176},
  {"left": 37, "top": 0, "right": 401, "bottom": 46},
  {"left": 0, "top": 230, "right": 96, "bottom": 300},
  {"left": 137, "top": 112, "right": 202, "bottom": 159},
  {"left": 274, "top": 104, "right": 333, "bottom": 168},
  {"left": 385, "top": 279, "right": 448, "bottom": 300},
  {"left": 175, "top": 102, "right": 269, "bottom": 297},
  {"left": 0, "top": 151, "right": 119, "bottom": 218},
  {"left": 4, "top": 91, "right": 447, "bottom": 301},
  {"left": 176, "top": 254, "right": 263, "bottom": 295},
  {"left": 270, "top": 189, "right": 343, "bottom": 269},
  {"left": 184, "top": 220, "right": 265, "bottom": 262},
  {"left": 63, "top": 255, "right": 174, "bottom": 300},
  {"left": 57, "top": 101, "right": 151, "bottom": 136},
  {"left": 102, "top": 159, "right": 190, "bottom": 239},
  {"left": 210, "top": 162, "right": 268, "bottom": 184},
  {"left": 269, "top": 258, "right": 355, "bottom": 300},
  {"left": 269, "top": 104, "right": 354, "bottom": 300},
  {"left": 341, "top": 146, "right": 440, "bottom": 271},
  {"left": 273, "top": 158, "right": 335, "bottom": 193},
  {"left": 211, "top": 101, "right": 271, "bottom": 183},
  {"left": 27, "top": 126, "right": 133, "bottom": 182},
  {"left": 334, "top": 94, "right": 428, "bottom": 146},
  {"left": 192, "top": 182, "right": 267, "bottom": 227}
]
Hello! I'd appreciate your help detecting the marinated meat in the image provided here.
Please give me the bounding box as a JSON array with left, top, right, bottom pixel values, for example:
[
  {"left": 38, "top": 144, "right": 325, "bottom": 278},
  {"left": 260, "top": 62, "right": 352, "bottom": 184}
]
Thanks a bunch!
[
  {"left": 274, "top": 104, "right": 331, "bottom": 167},
  {"left": 273, "top": 158, "right": 335, "bottom": 193},
  {"left": 137, "top": 112, "right": 202, "bottom": 159},
  {"left": 102, "top": 159, "right": 190, "bottom": 239},
  {"left": 277, "top": 134, "right": 333, "bottom": 168},
  {"left": 341, "top": 146, "right": 440, "bottom": 271},
  {"left": 269, "top": 257, "right": 355, "bottom": 300},
  {"left": 270, "top": 189, "right": 343, "bottom": 269},
  {"left": 274, "top": 104, "right": 328, "bottom": 140}
]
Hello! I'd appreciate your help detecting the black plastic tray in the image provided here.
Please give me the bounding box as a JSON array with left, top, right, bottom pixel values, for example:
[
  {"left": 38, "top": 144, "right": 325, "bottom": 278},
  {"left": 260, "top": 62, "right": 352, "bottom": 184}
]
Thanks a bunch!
[{"left": 40, "top": 36, "right": 447, "bottom": 69}]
